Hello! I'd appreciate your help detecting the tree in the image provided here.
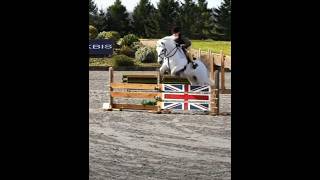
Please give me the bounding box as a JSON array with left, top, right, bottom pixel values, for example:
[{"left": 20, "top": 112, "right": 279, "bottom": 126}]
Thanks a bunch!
[
  {"left": 95, "top": 9, "right": 108, "bottom": 32},
  {"left": 179, "top": 0, "right": 197, "bottom": 38},
  {"left": 144, "top": 16, "right": 160, "bottom": 38},
  {"left": 156, "top": 0, "right": 180, "bottom": 37},
  {"left": 212, "top": 0, "right": 231, "bottom": 40},
  {"left": 106, "top": 0, "right": 131, "bottom": 36},
  {"left": 195, "top": 0, "right": 215, "bottom": 39},
  {"left": 132, "top": 0, "right": 158, "bottom": 38},
  {"left": 89, "top": 0, "right": 98, "bottom": 25}
]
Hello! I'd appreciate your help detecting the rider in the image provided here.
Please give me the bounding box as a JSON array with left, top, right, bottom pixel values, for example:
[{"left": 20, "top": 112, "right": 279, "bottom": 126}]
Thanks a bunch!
[{"left": 171, "top": 26, "right": 198, "bottom": 69}]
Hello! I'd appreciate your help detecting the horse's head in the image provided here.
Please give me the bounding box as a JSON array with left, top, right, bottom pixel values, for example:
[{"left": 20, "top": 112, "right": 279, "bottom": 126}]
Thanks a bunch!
[
  {"left": 156, "top": 36, "right": 176, "bottom": 64},
  {"left": 156, "top": 39, "right": 165, "bottom": 64}
]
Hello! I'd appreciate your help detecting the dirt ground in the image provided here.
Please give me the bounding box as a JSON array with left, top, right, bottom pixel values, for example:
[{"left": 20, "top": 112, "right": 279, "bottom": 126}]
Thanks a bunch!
[{"left": 89, "top": 71, "right": 231, "bottom": 180}]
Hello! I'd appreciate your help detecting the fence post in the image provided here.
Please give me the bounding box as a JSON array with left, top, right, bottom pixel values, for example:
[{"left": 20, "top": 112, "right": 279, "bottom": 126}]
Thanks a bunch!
[
  {"left": 220, "top": 50, "right": 226, "bottom": 93},
  {"left": 213, "top": 68, "right": 220, "bottom": 115},
  {"left": 108, "top": 67, "right": 114, "bottom": 109}
]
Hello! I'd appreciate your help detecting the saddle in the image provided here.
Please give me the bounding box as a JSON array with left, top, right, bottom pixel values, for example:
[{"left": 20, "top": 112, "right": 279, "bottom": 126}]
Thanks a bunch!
[{"left": 176, "top": 43, "right": 198, "bottom": 69}]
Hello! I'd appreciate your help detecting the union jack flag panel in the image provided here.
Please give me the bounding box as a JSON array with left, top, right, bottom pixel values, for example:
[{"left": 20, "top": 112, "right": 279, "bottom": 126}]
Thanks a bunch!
[
  {"left": 162, "top": 93, "right": 211, "bottom": 102},
  {"left": 160, "top": 84, "right": 211, "bottom": 111},
  {"left": 189, "top": 85, "right": 210, "bottom": 93},
  {"left": 161, "top": 101, "right": 210, "bottom": 111},
  {"left": 162, "top": 84, "right": 210, "bottom": 93},
  {"left": 162, "top": 84, "right": 185, "bottom": 93},
  {"left": 189, "top": 102, "right": 210, "bottom": 111},
  {"left": 161, "top": 102, "right": 184, "bottom": 110}
]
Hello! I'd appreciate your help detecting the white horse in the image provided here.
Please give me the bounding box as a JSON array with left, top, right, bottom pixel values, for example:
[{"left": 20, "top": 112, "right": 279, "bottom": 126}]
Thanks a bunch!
[{"left": 156, "top": 35, "right": 213, "bottom": 86}]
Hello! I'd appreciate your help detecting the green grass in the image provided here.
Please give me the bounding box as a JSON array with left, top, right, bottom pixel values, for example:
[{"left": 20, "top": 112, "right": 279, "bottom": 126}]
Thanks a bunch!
[
  {"left": 191, "top": 40, "right": 231, "bottom": 56},
  {"left": 89, "top": 58, "right": 113, "bottom": 66}
]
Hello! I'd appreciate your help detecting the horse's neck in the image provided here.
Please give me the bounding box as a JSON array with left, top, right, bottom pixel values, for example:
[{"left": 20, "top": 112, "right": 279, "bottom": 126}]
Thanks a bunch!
[
  {"left": 170, "top": 48, "right": 188, "bottom": 66},
  {"left": 162, "top": 37, "right": 188, "bottom": 66}
]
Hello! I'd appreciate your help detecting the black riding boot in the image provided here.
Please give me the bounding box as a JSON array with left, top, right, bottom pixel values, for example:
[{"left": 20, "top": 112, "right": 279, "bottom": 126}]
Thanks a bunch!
[{"left": 186, "top": 55, "right": 198, "bottom": 69}]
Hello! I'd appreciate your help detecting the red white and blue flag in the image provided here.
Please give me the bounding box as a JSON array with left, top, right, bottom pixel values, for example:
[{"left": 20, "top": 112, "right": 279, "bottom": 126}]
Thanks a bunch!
[
  {"left": 161, "top": 84, "right": 211, "bottom": 111},
  {"left": 161, "top": 101, "right": 210, "bottom": 111},
  {"left": 162, "top": 84, "right": 210, "bottom": 93}
]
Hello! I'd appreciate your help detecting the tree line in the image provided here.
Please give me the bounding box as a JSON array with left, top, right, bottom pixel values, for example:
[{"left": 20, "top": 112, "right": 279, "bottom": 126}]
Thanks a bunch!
[{"left": 89, "top": 0, "right": 231, "bottom": 40}]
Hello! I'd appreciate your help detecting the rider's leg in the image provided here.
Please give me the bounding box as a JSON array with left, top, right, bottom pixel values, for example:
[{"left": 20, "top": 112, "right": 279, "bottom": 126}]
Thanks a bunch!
[{"left": 182, "top": 48, "right": 198, "bottom": 69}]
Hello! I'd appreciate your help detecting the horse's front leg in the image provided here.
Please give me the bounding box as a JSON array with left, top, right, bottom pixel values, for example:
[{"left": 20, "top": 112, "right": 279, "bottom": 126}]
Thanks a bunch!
[
  {"left": 159, "top": 63, "right": 168, "bottom": 76},
  {"left": 187, "top": 76, "right": 197, "bottom": 85},
  {"left": 171, "top": 66, "right": 185, "bottom": 77}
]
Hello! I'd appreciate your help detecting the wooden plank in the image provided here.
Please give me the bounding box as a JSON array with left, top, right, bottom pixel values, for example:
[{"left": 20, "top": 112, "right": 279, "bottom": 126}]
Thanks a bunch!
[
  {"left": 220, "top": 50, "right": 226, "bottom": 91},
  {"left": 122, "top": 75, "right": 157, "bottom": 83},
  {"left": 122, "top": 76, "right": 190, "bottom": 84},
  {"left": 209, "top": 50, "right": 215, "bottom": 80},
  {"left": 157, "top": 70, "right": 160, "bottom": 85},
  {"left": 112, "top": 104, "right": 158, "bottom": 111},
  {"left": 108, "top": 67, "right": 114, "bottom": 109},
  {"left": 225, "top": 56, "right": 231, "bottom": 70},
  {"left": 111, "top": 83, "right": 159, "bottom": 90},
  {"left": 213, "top": 54, "right": 222, "bottom": 66},
  {"left": 221, "top": 89, "right": 231, "bottom": 94},
  {"left": 123, "top": 75, "right": 157, "bottom": 78},
  {"left": 111, "top": 92, "right": 161, "bottom": 99},
  {"left": 214, "top": 71, "right": 220, "bottom": 114},
  {"left": 164, "top": 79, "right": 189, "bottom": 84},
  {"left": 124, "top": 74, "right": 188, "bottom": 80},
  {"left": 124, "top": 79, "right": 158, "bottom": 84}
]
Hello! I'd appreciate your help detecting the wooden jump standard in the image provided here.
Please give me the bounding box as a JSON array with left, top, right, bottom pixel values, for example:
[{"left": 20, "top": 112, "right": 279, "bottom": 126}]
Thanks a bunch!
[{"left": 105, "top": 67, "right": 219, "bottom": 115}]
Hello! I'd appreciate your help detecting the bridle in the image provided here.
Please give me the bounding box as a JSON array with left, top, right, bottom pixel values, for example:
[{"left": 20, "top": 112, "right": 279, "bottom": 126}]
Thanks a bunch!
[{"left": 158, "top": 42, "right": 180, "bottom": 73}]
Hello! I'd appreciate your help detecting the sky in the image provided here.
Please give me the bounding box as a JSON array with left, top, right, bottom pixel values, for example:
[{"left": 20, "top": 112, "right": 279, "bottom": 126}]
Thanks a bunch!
[{"left": 93, "top": 0, "right": 223, "bottom": 12}]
